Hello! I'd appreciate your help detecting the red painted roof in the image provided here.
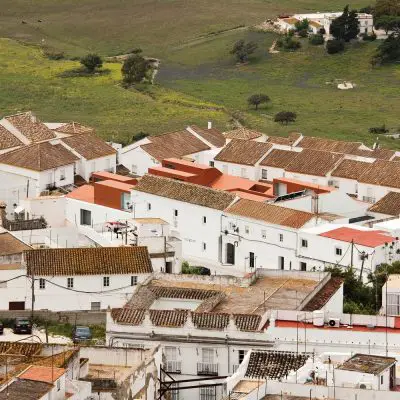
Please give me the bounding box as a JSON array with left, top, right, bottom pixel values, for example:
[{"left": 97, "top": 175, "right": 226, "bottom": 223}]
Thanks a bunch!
[
  {"left": 319, "top": 227, "right": 395, "bottom": 248},
  {"left": 150, "top": 166, "right": 197, "bottom": 178},
  {"left": 95, "top": 180, "right": 135, "bottom": 192},
  {"left": 19, "top": 365, "right": 65, "bottom": 383},
  {"left": 164, "top": 157, "right": 211, "bottom": 170},
  {"left": 92, "top": 171, "right": 136, "bottom": 183},
  {"left": 66, "top": 184, "right": 94, "bottom": 203}
]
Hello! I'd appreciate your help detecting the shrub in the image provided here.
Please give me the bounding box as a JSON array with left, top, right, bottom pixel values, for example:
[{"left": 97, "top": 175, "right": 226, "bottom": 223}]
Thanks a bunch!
[
  {"left": 274, "top": 111, "right": 297, "bottom": 125},
  {"left": 326, "top": 39, "right": 345, "bottom": 54},
  {"left": 369, "top": 125, "right": 388, "bottom": 134},
  {"left": 297, "top": 29, "right": 308, "bottom": 38},
  {"left": 80, "top": 53, "right": 103, "bottom": 72},
  {"left": 277, "top": 35, "right": 301, "bottom": 51},
  {"left": 362, "top": 32, "right": 377, "bottom": 41},
  {"left": 309, "top": 34, "right": 324, "bottom": 45}
]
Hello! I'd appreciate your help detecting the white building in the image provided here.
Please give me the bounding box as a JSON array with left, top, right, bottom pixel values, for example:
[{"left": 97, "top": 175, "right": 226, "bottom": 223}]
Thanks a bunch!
[
  {"left": 119, "top": 125, "right": 225, "bottom": 176},
  {"left": 132, "top": 174, "right": 237, "bottom": 266}
]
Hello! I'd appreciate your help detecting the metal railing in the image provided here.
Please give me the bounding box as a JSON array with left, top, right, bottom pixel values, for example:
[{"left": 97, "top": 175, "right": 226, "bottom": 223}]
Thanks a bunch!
[
  {"left": 197, "top": 362, "right": 218, "bottom": 376},
  {"left": 232, "top": 364, "right": 240, "bottom": 373},
  {"left": 165, "top": 361, "right": 182, "bottom": 373}
]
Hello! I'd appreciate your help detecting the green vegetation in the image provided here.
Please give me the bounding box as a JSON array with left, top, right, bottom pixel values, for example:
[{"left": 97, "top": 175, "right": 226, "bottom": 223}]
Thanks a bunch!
[
  {"left": 330, "top": 5, "right": 360, "bottom": 42},
  {"left": 121, "top": 51, "right": 155, "bottom": 86},
  {"left": 276, "top": 33, "right": 302, "bottom": 51},
  {"left": 230, "top": 40, "right": 258, "bottom": 63},
  {"left": 248, "top": 94, "right": 270, "bottom": 110},
  {"left": 309, "top": 34, "right": 325, "bottom": 45},
  {"left": 274, "top": 111, "right": 297, "bottom": 124},
  {"left": 80, "top": 53, "right": 103, "bottom": 73},
  {"left": 326, "top": 39, "right": 346, "bottom": 53},
  {"left": 45, "top": 322, "right": 106, "bottom": 343},
  {"left": 326, "top": 261, "right": 400, "bottom": 315}
]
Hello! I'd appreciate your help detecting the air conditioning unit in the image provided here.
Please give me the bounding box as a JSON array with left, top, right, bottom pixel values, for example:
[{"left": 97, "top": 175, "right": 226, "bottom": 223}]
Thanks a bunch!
[
  {"left": 358, "top": 382, "right": 372, "bottom": 390},
  {"left": 328, "top": 318, "right": 340, "bottom": 328}
]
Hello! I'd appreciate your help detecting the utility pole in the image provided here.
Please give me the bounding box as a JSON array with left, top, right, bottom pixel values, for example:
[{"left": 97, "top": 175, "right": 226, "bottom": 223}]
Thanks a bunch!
[
  {"left": 31, "top": 264, "right": 35, "bottom": 324},
  {"left": 350, "top": 239, "right": 354, "bottom": 269}
]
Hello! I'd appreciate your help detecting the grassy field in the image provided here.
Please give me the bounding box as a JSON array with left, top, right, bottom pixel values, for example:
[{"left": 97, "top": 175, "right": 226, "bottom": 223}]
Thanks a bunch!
[{"left": 0, "top": 0, "right": 399, "bottom": 148}]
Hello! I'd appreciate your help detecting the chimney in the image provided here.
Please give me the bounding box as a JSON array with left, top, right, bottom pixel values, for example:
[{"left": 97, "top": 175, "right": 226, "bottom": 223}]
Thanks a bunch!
[{"left": 207, "top": 121, "right": 212, "bottom": 130}]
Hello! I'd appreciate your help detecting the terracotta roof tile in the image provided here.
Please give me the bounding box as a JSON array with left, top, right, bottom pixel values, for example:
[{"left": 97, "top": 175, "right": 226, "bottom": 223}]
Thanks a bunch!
[
  {"left": 266, "top": 132, "right": 302, "bottom": 146},
  {"left": 190, "top": 125, "right": 226, "bottom": 148},
  {"left": 215, "top": 139, "right": 272, "bottom": 165},
  {"left": 337, "top": 354, "right": 396, "bottom": 375},
  {"left": 141, "top": 130, "right": 210, "bottom": 161},
  {"left": 55, "top": 122, "right": 94, "bottom": 135},
  {"left": 357, "top": 160, "right": 400, "bottom": 188},
  {"left": 223, "top": 128, "right": 264, "bottom": 141},
  {"left": 5, "top": 112, "right": 56, "bottom": 142},
  {"left": 368, "top": 192, "right": 400, "bottom": 216},
  {"left": 226, "top": 198, "right": 314, "bottom": 228},
  {"left": 295, "top": 136, "right": 361, "bottom": 154},
  {"left": 25, "top": 247, "right": 153, "bottom": 276},
  {"left": 331, "top": 159, "right": 373, "bottom": 180},
  {"left": 149, "top": 286, "right": 219, "bottom": 300},
  {"left": 0, "top": 380, "right": 53, "bottom": 400},
  {"left": 0, "top": 142, "right": 78, "bottom": 171},
  {"left": 61, "top": 133, "right": 116, "bottom": 160},
  {"left": 260, "top": 149, "right": 296, "bottom": 168},
  {"left": 286, "top": 149, "right": 344, "bottom": 176},
  {"left": 19, "top": 365, "right": 65, "bottom": 384},
  {"left": 134, "top": 174, "right": 236, "bottom": 210},
  {"left": 302, "top": 277, "right": 344, "bottom": 311},
  {"left": 0, "top": 232, "right": 31, "bottom": 256},
  {"left": 350, "top": 148, "right": 395, "bottom": 160},
  {"left": 0, "top": 124, "right": 23, "bottom": 151},
  {"left": 245, "top": 350, "right": 309, "bottom": 379}
]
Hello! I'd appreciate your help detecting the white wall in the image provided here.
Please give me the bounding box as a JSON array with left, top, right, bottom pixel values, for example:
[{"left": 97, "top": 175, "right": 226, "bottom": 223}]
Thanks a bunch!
[
  {"left": 79, "top": 154, "right": 116, "bottom": 181},
  {"left": 213, "top": 161, "right": 258, "bottom": 180},
  {"left": 259, "top": 166, "right": 285, "bottom": 181},
  {"left": 358, "top": 183, "right": 400, "bottom": 204},
  {"left": 20, "top": 196, "right": 66, "bottom": 227},
  {"left": 285, "top": 171, "right": 330, "bottom": 187},
  {"left": 0, "top": 267, "right": 30, "bottom": 309},
  {"left": 120, "top": 145, "right": 158, "bottom": 176},
  {"left": 38, "top": 164, "right": 75, "bottom": 190}
]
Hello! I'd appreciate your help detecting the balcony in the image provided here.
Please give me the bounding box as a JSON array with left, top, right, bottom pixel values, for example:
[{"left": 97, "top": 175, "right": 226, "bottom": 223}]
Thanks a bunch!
[
  {"left": 197, "top": 362, "right": 218, "bottom": 376},
  {"left": 164, "top": 361, "right": 182, "bottom": 374}
]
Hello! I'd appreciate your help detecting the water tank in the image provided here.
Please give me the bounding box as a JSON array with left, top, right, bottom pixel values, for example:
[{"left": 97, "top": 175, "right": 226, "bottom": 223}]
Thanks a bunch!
[{"left": 313, "top": 310, "right": 324, "bottom": 327}]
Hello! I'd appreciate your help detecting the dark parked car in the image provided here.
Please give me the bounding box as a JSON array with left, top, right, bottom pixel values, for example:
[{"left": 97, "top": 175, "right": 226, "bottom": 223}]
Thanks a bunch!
[
  {"left": 13, "top": 317, "right": 32, "bottom": 334},
  {"left": 72, "top": 326, "right": 92, "bottom": 343},
  {"left": 0, "top": 321, "right": 3, "bottom": 335},
  {"left": 193, "top": 266, "right": 211, "bottom": 276}
]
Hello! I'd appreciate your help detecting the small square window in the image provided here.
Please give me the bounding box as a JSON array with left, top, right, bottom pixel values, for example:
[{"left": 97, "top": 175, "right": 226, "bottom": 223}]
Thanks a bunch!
[
  {"left": 174, "top": 209, "right": 178, "bottom": 217},
  {"left": 261, "top": 230, "right": 266, "bottom": 239},
  {"left": 261, "top": 169, "right": 268, "bottom": 179},
  {"left": 335, "top": 247, "right": 342, "bottom": 256},
  {"left": 300, "top": 262, "right": 307, "bottom": 271},
  {"left": 301, "top": 239, "right": 308, "bottom": 248},
  {"left": 131, "top": 276, "right": 138, "bottom": 286},
  {"left": 209, "top": 161, "right": 215, "bottom": 167},
  {"left": 202, "top": 242, "right": 207, "bottom": 251},
  {"left": 103, "top": 276, "right": 110, "bottom": 287},
  {"left": 238, "top": 349, "right": 245, "bottom": 364},
  {"left": 91, "top": 301, "right": 101, "bottom": 311},
  {"left": 39, "top": 278, "right": 45, "bottom": 290},
  {"left": 67, "top": 277, "right": 74, "bottom": 288},
  {"left": 203, "top": 216, "right": 207, "bottom": 224},
  {"left": 279, "top": 234, "right": 283, "bottom": 242},
  {"left": 147, "top": 203, "right": 151, "bottom": 211}
]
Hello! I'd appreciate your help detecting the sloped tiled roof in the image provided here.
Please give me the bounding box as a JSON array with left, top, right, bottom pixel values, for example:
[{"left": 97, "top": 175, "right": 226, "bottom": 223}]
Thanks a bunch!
[
  {"left": 19, "top": 365, "right": 65, "bottom": 384},
  {"left": 0, "top": 232, "right": 31, "bottom": 256},
  {"left": 368, "top": 192, "right": 400, "bottom": 216},
  {"left": 134, "top": 174, "right": 236, "bottom": 210},
  {"left": 25, "top": 247, "right": 152, "bottom": 276},
  {"left": 331, "top": 159, "right": 373, "bottom": 180},
  {"left": 55, "top": 122, "right": 94, "bottom": 135},
  {"left": 0, "top": 142, "right": 78, "bottom": 171},
  {"left": 302, "top": 277, "right": 344, "bottom": 311},
  {"left": 61, "top": 133, "right": 116, "bottom": 160},
  {"left": 190, "top": 125, "right": 226, "bottom": 148},
  {"left": 0, "top": 124, "right": 23, "bottom": 151},
  {"left": 295, "top": 136, "right": 361, "bottom": 154},
  {"left": 266, "top": 132, "right": 302, "bottom": 146},
  {"left": 245, "top": 351, "right": 309, "bottom": 379},
  {"left": 111, "top": 308, "right": 261, "bottom": 331},
  {"left": 357, "top": 160, "right": 400, "bottom": 188},
  {"left": 223, "top": 128, "right": 264, "bottom": 141},
  {"left": 148, "top": 286, "right": 219, "bottom": 300},
  {"left": 0, "top": 380, "right": 53, "bottom": 400},
  {"left": 5, "top": 112, "right": 56, "bottom": 142},
  {"left": 141, "top": 130, "right": 210, "bottom": 161},
  {"left": 260, "top": 149, "right": 295, "bottom": 168},
  {"left": 226, "top": 199, "right": 314, "bottom": 229},
  {"left": 214, "top": 139, "right": 272, "bottom": 165},
  {"left": 337, "top": 354, "right": 396, "bottom": 375},
  {"left": 350, "top": 148, "right": 395, "bottom": 161},
  {"left": 286, "top": 149, "right": 343, "bottom": 176}
]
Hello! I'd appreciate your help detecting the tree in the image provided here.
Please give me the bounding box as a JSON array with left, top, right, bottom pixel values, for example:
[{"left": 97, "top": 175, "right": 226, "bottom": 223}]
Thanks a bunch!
[
  {"left": 80, "top": 53, "right": 103, "bottom": 72},
  {"left": 309, "top": 33, "right": 325, "bottom": 45},
  {"left": 295, "top": 18, "right": 310, "bottom": 32},
  {"left": 375, "top": 15, "right": 400, "bottom": 34},
  {"left": 373, "top": 32, "right": 400, "bottom": 64},
  {"left": 274, "top": 111, "right": 297, "bottom": 125},
  {"left": 230, "top": 40, "right": 258, "bottom": 63},
  {"left": 121, "top": 54, "right": 151, "bottom": 85},
  {"left": 374, "top": 0, "right": 400, "bottom": 19},
  {"left": 330, "top": 5, "right": 360, "bottom": 41},
  {"left": 247, "top": 94, "right": 270, "bottom": 110},
  {"left": 326, "top": 39, "right": 345, "bottom": 54},
  {"left": 276, "top": 34, "right": 301, "bottom": 50}
]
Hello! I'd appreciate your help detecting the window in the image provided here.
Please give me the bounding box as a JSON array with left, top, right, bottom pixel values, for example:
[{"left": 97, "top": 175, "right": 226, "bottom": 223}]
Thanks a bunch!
[
  {"left": 209, "top": 161, "right": 215, "bottom": 167},
  {"left": 301, "top": 239, "right": 308, "bottom": 248},
  {"left": 39, "top": 278, "right": 46, "bottom": 290},
  {"left": 381, "top": 375, "right": 383, "bottom": 384},
  {"left": 174, "top": 209, "right": 178, "bottom": 217},
  {"left": 238, "top": 350, "right": 245, "bottom": 364},
  {"left": 131, "top": 164, "right": 138, "bottom": 174},
  {"left": 241, "top": 168, "right": 247, "bottom": 178},
  {"left": 131, "top": 276, "right": 138, "bottom": 286},
  {"left": 279, "top": 234, "right": 283, "bottom": 242},
  {"left": 91, "top": 302, "right": 101, "bottom": 311},
  {"left": 147, "top": 203, "right": 151, "bottom": 211},
  {"left": 67, "top": 277, "right": 74, "bottom": 288},
  {"left": 57, "top": 379, "right": 60, "bottom": 391},
  {"left": 80, "top": 209, "right": 92, "bottom": 226},
  {"left": 59, "top": 169, "right": 65, "bottom": 181},
  {"left": 202, "top": 348, "right": 214, "bottom": 364},
  {"left": 165, "top": 346, "right": 177, "bottom": 361},
  {"left": 300, "top": 262, "right": 307, "bottom": 271},
  {"left": 335, "top": 247, "right": 342, "bottom": 256},
  {"left": 200, "top": 387, "right": 216, "bottom": 400},
  {"left": 261, "top": 169, "right": 268, "bottom": 179},
  {"left": 245, "top": 226, "right": 250, "bottom": 234},
  {"left": 103, "top": 276, "right": 110, "bottom": 287},
  {"left": 261, "top": 230, "right": 266, "bottom": 239},
  {"left": 203, "top": 216, "right": 207, "bottom": 224},
  {"left": 202, "top": 242, "right": 207, "bottom": 251}
]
